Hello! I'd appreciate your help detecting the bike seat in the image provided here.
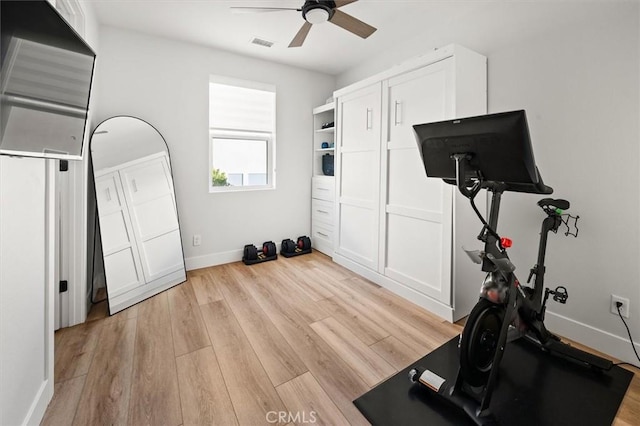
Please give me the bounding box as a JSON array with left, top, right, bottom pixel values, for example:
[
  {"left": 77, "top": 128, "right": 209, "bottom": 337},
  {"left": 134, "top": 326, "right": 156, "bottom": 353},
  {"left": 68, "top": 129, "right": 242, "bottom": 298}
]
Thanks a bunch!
[{"left": 538, "top": 198, "right": 570, "bottom": 210}]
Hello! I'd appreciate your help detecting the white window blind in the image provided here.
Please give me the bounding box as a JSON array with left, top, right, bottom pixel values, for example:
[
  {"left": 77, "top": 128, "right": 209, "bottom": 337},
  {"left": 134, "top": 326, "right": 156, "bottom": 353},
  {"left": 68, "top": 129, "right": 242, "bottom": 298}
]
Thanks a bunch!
[
  {"left": 209, "top": 82, "right": 275, "bottom": 133},
  {"left": 208, "top": 76, "right": 276, "bottom": 192}
]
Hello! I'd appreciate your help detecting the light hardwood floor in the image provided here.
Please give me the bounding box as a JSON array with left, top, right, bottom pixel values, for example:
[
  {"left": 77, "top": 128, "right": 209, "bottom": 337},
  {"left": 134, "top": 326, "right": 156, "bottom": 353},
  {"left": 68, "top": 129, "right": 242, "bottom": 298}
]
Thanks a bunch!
[{"left": 43, "top": 252, "right": 639, "bottom": 425}]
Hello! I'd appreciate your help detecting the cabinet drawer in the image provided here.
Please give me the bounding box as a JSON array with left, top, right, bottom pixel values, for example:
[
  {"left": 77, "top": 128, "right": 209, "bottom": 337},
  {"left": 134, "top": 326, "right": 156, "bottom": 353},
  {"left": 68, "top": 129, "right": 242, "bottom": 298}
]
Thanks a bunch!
[
  {"left": 311, "top": 222, "right": 333, "bottom": 245},
  {"left": 312, "top": 199, "right": 334, "bottom": 225},
  {"left": 312, "top": 178, "right": 335, "bottom": 201}
]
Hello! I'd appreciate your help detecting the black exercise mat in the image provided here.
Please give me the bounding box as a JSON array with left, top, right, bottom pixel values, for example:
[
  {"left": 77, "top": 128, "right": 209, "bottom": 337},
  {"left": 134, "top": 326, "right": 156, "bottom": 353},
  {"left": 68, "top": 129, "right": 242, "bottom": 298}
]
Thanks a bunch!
[{"left": 354, "top": 337, "right": 633, "bottom": 425}]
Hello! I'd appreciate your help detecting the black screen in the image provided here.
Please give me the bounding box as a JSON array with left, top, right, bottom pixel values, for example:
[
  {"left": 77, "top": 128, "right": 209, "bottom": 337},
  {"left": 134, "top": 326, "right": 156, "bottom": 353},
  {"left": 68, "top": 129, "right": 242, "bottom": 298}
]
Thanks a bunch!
[
  {"left": 414, "top": 110, "right": 540, "bottom": 185},
  {"left": 1, "top": 0, "right": 96, "bottom": 159}
]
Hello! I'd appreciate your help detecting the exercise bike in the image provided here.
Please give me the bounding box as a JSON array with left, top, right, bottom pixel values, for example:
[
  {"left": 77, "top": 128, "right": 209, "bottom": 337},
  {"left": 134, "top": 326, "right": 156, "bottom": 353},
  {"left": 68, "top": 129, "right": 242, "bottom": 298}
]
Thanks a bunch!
[{"left": 408, "top": 111, "right": 613, "bottom": 425}]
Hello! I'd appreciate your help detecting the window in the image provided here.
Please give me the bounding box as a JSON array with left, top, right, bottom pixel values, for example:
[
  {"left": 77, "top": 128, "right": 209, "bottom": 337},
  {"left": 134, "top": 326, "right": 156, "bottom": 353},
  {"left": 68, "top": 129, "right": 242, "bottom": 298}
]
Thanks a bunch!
[{"left": 209, "top": 76, "right": 276, "bottom": 192}]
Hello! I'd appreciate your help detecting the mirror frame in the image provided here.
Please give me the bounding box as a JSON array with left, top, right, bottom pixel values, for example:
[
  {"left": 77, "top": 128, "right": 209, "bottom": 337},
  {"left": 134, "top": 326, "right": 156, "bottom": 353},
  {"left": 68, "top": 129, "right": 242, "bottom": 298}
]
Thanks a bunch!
[{"left": 89, "top": 115, "right": 186, "bottom": 315}]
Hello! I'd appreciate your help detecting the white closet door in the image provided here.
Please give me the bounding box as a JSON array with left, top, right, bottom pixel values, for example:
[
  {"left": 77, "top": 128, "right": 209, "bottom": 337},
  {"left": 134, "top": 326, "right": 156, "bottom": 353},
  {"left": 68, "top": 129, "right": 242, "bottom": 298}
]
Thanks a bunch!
[
  {"left": 96, "top": 172, "right": 145, "bottom": 296},
  {"left": 120, "top": 154, "right": 183, "bottom": 283},
  {"left": 336, "top": 84, "right": 382, "bottom": 270},
  {"left": 384, "top": 58, "right": 455, "bottom": 305}
]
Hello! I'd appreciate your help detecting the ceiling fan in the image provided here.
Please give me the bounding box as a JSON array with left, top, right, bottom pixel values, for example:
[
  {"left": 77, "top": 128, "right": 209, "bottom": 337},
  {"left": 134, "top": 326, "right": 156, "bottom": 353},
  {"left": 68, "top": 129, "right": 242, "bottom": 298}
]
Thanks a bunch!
[{"left": 231, "top": 0, "right": 377, "bottom": 47}]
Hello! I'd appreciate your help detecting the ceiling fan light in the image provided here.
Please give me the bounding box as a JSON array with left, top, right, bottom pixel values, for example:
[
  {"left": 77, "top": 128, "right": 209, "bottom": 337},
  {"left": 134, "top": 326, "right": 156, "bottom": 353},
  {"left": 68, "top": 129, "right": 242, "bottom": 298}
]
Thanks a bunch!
[{"left": 304, "top": 7, "right": 330, "bottom": 24}]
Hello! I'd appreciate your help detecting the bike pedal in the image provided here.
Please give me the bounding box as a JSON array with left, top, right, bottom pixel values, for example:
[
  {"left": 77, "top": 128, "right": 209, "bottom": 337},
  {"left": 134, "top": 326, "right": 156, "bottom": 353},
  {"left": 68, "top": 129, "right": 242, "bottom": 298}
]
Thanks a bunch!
[{"left": 553, "top": 286, "right": 568, "bottom": 304}]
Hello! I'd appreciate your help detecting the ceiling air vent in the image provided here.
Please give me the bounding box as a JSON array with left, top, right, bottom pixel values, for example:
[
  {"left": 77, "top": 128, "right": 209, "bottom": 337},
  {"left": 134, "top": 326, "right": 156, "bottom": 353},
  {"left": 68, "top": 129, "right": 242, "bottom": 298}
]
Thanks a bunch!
[{"left": 250, "top": 37, "right": 274, "bottom": 48}]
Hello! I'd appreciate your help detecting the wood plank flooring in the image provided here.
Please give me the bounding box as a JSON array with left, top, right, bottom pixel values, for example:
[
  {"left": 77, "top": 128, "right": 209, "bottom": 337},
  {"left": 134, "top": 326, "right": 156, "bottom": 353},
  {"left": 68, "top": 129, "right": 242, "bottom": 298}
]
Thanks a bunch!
[{"left": 43, "top": 252, "right": 639, "bottom": 425}]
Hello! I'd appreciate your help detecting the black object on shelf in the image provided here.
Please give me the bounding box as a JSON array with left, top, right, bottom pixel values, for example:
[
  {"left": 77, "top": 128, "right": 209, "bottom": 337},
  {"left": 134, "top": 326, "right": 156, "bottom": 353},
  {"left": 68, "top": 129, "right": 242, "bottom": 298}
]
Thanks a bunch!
[
  {"left": 322, "top": 153, "right": 334, "bottom": 176},
  {"left": 321, "top": 121, "right": 335, "bottom": 129}
]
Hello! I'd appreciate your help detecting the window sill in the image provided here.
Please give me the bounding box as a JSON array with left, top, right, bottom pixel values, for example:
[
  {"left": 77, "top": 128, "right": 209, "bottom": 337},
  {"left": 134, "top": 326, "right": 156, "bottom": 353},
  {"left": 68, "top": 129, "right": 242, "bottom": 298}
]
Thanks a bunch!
[{"left": 209, "top": 185, "right": 275, "bottom": 194}]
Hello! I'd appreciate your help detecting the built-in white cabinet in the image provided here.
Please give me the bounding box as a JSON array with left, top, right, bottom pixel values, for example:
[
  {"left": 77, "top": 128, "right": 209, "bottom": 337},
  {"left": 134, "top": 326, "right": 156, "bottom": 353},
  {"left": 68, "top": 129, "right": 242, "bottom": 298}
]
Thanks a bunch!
[
  {"left": 311, "top": 102, "right": 336, "bottom": 255},
  {"left": 96, "top": 171, "right": 145, "bottom": 296},
  {"left": 333, "top": 44, "right": 487, "bottom": 322},
  {"left": 119, "top": 157, "right": 183, "bottom": 282},
  {"left": 96, "top": 152, "right": 185, "bottom": 307},
  {"left": 335, "top": 84, "right": 382, "bottom": 270}
]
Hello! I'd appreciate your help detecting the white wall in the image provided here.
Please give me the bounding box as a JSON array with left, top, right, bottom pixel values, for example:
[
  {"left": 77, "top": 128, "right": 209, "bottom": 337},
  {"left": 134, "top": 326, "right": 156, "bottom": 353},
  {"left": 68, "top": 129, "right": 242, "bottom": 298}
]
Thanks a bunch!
[
  {"left": 336, "top": 2, "right": 640, "bottom": 362},
  {"left": 93, "top": 26, "right": 336, "bottom": 269},
  {"left": 0, "top": 158, "right": 52, "bottom": 425}
]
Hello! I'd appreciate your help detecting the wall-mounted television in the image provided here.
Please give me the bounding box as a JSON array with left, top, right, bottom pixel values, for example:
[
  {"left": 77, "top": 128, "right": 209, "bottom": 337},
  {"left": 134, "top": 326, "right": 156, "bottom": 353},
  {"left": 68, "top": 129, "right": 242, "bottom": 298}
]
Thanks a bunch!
[{"left": 1, "top": 0, "right": 96, "bottom": 160}]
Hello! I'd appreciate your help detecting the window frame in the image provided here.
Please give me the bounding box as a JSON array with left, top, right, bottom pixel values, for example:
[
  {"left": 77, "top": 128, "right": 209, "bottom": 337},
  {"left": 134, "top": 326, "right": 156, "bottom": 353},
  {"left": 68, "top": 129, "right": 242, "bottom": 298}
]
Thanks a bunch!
[
  {"left": 208, "top": 76, "right": 276, "bottom": 193},
  {"left": 208, "top": 130, "right": 276, "bottom": 193}
]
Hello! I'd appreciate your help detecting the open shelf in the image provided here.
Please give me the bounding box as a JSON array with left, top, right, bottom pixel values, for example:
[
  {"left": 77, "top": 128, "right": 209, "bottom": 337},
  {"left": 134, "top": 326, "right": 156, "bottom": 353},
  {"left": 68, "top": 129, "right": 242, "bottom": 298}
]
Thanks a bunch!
[{"left": 313, "top": 101, "right": 335, "bottom": 179}]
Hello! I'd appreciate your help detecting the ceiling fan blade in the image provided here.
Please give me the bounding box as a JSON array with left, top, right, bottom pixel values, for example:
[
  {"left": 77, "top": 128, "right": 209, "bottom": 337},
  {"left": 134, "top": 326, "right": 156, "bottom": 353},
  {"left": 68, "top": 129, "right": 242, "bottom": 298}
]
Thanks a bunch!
[
  {"left": 289, "top": 21, "right": 312, "bottom": 48},
  {"left": 334, "top": 0, "right": 358, "bottom": 8},
  {"left": 230, "top": 7, "right": 300, "bottom": 14},
  {"left": 329, "top": 9, "right": 376, "bottom": 39}
]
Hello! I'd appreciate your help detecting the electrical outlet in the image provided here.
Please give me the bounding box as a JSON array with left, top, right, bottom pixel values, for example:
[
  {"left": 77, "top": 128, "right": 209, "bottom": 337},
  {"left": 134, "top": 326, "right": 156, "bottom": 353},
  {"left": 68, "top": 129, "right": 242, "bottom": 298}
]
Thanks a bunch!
[
  {"left": 193, "top": 234, "right": 201, "bottom": 246},
  {"left": 611, "top": 294, "right": 630, "bottom": 318}
]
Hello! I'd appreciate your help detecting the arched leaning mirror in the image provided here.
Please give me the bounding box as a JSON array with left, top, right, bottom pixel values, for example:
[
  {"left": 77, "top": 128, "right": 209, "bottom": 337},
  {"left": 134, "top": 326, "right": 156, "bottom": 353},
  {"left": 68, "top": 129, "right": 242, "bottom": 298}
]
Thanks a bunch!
[{"left": 90, "top": 116, "right": 186, "bottom": 314}]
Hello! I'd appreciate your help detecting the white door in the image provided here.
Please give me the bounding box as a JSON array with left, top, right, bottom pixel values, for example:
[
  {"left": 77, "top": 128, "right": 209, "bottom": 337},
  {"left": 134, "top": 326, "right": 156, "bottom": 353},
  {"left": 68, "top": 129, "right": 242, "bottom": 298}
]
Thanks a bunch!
[
  {"left": 119, "top": 155, "right": 183, "bottom": 283},
  {"left": 383, "top": 58, "right": 455, "bottom": 305},
  {"left": 336, "top": 83, "right": 382, "bottom": 271},
  {"left": 96, "top": 172, "right": 145, "bottom": 297}
]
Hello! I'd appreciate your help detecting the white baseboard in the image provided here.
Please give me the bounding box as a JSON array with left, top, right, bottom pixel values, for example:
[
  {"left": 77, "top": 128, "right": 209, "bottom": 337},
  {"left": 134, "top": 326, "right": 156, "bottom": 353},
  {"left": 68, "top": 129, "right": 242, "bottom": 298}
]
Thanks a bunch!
[
  {"left": 185, "top": 249, "right": 243, "bottom": 271},
  {"left": 333, "top": 253, "right": 454, "bottom": 321},
  {"left": 545, "top": 310, "right": 640, "bottom": 364},
  {"left": 23, "top": 379, "right": 53, "bottom": 426}
]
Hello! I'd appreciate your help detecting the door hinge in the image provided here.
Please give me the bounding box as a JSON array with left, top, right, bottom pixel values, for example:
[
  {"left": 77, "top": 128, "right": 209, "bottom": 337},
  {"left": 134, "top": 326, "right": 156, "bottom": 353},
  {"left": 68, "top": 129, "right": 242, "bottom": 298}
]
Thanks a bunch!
[
  {"left": 59, "top": 160, "right": 69, "bottom": 172},
  {"left": 59, "top": 280, "right": 68, "bottom": 293}
]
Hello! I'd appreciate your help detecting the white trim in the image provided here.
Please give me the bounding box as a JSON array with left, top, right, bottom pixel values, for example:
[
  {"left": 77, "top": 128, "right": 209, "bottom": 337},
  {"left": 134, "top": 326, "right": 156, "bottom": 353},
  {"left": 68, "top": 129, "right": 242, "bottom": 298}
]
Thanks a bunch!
[
  {"left": 209, "top": 74, "right": 275, "bottom": 93},
  {"left": 53, "top": 0, "right": 90, "bottom": 329},
  {"left": 24, "top": 160, "right": 57, "bottom": 425},
  {"left": 185, "top": 249, "right": 244, "bottom": 271},
  {"left": 332, "top": 253, "right": 454, "bottom": 321},
  {"left": 21, "top": 381, "right": 52, "bottom": 426},
  {"left": 68, "top": 159, "right": 87, "bottom": 326},
  {"left": 545, "top": 310, "right": 640, "bottom": 364},
  {"left": 313, "top": 101, "right": 335, "bottom": 115},
  {"left": 333, "top": 44, "right": 462, "bottom": 97},
  {"left": 209, "top": 132, "right": 276, "bottom": 192},
  {"left": 0, "top": 150, "right": 83, "bottom": 161}
]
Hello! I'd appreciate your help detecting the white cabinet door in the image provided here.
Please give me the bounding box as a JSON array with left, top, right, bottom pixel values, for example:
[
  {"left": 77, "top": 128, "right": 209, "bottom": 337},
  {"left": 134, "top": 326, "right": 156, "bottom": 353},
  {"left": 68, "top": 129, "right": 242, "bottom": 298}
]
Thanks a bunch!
[
  {"left": 120, "top": 155, "right": 183, "bottom": 283},
  {"left": 96, "top": 172, "right": 145, "bottom": 296},
  {"left": 336, "top": 83, "right": 382, "bottom": 270},
  {"left": 383, "top": 59, "right": 454, "bottom": 305}
]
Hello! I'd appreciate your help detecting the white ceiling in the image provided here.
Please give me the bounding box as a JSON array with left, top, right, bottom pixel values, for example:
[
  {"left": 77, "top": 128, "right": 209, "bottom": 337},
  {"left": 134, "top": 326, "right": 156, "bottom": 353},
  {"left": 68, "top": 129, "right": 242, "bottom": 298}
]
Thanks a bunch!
[{"left": 89, "top": 0, "right": 613, "bottom": 76}]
